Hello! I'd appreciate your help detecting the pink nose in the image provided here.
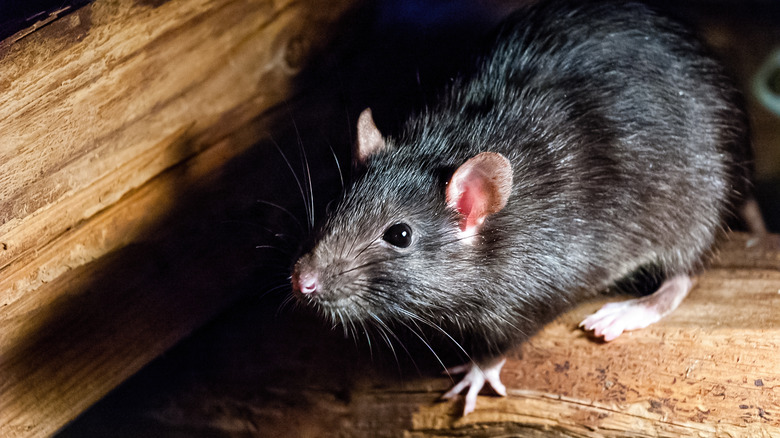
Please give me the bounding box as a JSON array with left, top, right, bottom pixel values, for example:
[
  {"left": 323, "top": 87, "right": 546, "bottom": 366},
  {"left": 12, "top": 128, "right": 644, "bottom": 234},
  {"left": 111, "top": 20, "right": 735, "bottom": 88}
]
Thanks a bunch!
[{"left": 294, "top": 272, "right": 318, "bottom": 294}]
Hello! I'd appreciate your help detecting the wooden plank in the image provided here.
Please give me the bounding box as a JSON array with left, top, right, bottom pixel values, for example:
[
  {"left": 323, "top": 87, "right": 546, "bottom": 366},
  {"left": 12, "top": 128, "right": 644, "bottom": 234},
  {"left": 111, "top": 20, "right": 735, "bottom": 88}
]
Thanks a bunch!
[
  {"left": 0, "top": 0, "right": 351, "bottom": 292},
  {"left": 0, "top": 0, "right": 361, "bottom": 436},
  {"left": 418, "top": 283, "right": 780, "bottom": 435}
]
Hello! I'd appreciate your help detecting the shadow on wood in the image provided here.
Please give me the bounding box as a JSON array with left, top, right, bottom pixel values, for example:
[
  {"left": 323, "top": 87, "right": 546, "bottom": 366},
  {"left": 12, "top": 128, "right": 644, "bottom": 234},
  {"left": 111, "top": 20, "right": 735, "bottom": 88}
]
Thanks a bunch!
[{"left": 0, "top": 0, "right": 370, "bottom": 435}]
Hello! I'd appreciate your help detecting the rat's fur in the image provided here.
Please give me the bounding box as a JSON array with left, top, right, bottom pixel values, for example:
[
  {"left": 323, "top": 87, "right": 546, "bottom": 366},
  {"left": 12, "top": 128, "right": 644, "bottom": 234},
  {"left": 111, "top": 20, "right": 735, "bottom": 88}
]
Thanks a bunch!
[{"left": 293, "top": 0, "right": 750, "bottom": 362}]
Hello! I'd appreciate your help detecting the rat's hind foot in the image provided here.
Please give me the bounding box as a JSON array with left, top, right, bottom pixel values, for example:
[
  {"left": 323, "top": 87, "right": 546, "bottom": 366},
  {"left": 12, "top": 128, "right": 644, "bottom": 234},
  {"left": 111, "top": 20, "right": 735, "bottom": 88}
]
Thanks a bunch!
[
  {"left": 442, "top": 357, "right": 507, "bottom": 415},
  {"left": 580, "top": 274, "right": 693, "bottom": 341}
]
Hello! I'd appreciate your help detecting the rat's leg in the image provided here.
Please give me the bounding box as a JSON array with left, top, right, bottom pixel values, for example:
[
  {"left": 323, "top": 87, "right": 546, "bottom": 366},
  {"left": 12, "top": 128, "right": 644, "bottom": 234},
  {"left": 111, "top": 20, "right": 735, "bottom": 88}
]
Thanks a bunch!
[
  {"left": 580, "top": 274, "right": 693, "bottom": 342},
  {"left": 441, "top": 357, "right": 507, "bottom": 415},
  {"left": 741, "top": 198, "right": 780, "bottom": 249}
]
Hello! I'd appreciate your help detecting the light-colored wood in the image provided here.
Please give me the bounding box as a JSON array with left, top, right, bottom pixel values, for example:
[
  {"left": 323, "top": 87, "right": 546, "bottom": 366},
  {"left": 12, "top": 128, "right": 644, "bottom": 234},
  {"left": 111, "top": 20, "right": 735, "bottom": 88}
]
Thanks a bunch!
[
  {"left": 0, "top": 0, "right": 359, "bottom": 436},
  {"left": 414, "top": 282, "right": 780, "bottom": 436},
  {"left": 0, "top": 0, "right": 320, "bottom": 289}
]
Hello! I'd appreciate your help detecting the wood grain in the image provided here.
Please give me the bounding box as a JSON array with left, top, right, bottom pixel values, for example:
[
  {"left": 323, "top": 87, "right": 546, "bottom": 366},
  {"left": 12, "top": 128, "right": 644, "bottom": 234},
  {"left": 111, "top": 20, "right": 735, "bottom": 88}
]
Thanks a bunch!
[{"left": 0, "top": 0, "right": 360, "bottom": 436}]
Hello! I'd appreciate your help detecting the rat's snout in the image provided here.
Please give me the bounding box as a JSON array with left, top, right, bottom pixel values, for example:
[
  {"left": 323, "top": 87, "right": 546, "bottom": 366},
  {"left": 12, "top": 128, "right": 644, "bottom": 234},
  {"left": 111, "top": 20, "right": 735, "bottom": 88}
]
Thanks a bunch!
[
  {"left": 297, "top": 272, "right": 319, "bottom": 294},
  {"left": 292, "top": 262, "right": 319, "bottom": 295}
]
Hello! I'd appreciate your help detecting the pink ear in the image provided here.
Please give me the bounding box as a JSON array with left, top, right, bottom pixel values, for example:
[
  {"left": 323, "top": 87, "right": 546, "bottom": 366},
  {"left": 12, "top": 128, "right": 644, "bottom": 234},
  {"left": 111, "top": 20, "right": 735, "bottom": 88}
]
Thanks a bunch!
[
  {"left": 355, "top": 108, "right": 386, "bottom": 164},
  {"left": 446, "top": 152, "right": 513, "bottom": 235}
]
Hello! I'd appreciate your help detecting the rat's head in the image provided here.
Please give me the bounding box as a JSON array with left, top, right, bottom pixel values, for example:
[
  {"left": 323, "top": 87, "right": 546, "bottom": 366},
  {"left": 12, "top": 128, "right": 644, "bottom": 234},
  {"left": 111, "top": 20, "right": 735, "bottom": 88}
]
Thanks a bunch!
[{"left": 291, "top": 108, "right": 513, "bottom": 327}]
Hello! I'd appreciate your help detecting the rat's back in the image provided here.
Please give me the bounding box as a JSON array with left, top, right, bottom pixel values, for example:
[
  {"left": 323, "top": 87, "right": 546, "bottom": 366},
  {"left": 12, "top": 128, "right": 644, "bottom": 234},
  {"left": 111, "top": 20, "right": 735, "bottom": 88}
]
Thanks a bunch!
[{"left": 391, "top": 0, "right": 749, "bottom": 295}]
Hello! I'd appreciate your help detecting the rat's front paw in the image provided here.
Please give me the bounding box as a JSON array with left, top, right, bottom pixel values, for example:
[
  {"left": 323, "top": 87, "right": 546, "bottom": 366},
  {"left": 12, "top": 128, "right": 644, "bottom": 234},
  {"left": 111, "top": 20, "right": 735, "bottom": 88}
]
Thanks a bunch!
[{"left": 441, "top": 357, "right": 507, "bottom": 415}]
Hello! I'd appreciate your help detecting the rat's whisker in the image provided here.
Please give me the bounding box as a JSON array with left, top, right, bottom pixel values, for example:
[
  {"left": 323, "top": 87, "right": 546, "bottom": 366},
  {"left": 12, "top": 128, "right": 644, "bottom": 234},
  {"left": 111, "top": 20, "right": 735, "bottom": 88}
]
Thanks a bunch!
[
  {"left": 368, "top": 313, "right": 400, "bottom": 369},
  {"left": 277, "top": 294, "right": 299, "bottom": 315},
  {"left": 394, "top": 318, "right": 445, "bottom": 376},
  {"left": 255, "top": 245, "right": 294, "bottom": 258},
  {"left": 369, "top": 311, "right": 421, "bottom": 376},
  {"left": 256, "top": 199, "right": 304, "bottom": 234},
  {"left": 259, "top": 282, "right": 292, "bottom": 299},
  {"left": 399, "top": 308, "right": 474, "bottom": 367},
  {"left": 268, "top": 136, "right": 311, "bottom": 229},
  {"left": 287, "top": 105, "right": 315, "bottom": 230},
  {"left": 324, "top": 138, "right": 345, "bottom": 192},
  {"left": 338, "top": 252, "right": 411, "bottom": 277}
]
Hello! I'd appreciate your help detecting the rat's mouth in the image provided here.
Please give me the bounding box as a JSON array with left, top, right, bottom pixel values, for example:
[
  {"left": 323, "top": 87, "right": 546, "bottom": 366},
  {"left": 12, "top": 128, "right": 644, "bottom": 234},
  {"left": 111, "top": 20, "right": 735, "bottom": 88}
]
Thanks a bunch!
[{"left": 296, "top": 289, "right": 371, "bottom": 323}]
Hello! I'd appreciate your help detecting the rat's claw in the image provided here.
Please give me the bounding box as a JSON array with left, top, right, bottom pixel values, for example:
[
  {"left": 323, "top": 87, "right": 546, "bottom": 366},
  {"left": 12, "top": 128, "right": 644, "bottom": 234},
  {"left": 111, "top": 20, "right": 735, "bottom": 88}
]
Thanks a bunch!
[
  {"left": 442, "top": 358, "right": 507, "bottom": 416},
  {"left": 441, "top": 375, "right": 474, "bottom": 401},
  {"left": 483, "top": 360, "right": 507, "bottom": 397}
]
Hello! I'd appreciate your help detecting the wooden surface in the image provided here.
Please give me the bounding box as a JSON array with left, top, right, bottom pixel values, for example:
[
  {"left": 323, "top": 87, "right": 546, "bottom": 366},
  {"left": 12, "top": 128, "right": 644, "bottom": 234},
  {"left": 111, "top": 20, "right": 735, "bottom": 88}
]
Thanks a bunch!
[{"left": 0, "top": 0, "right": 361, "bottom": 436}]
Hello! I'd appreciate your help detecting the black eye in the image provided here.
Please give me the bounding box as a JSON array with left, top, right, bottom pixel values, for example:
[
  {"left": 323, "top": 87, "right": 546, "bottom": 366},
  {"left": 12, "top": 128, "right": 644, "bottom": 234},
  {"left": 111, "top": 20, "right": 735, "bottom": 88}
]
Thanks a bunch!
[{"left": 383, "top": 223, "right": 413, "bottom": 248}]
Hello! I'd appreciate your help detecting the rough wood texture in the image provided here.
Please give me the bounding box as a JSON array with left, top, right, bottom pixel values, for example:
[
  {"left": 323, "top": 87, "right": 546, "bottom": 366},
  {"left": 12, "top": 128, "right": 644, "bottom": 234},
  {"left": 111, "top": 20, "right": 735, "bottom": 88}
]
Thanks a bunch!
[
  {"left": 0, "top": 0, "right": 348, "bottom": 290},
  {"left": 0, "top": 0, "right": 360, "bottom": 436}
]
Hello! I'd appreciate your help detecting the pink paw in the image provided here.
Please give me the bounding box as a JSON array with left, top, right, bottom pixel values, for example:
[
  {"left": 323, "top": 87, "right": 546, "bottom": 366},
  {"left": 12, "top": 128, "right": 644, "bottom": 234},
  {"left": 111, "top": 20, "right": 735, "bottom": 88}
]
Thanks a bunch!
[
  {"left": 579, "top": 299, "right": 661, "bottom": 341},
  {"left": 441, "top": 358, "right": 507, "bottom": 415},
  {"left": 580, "top": 275, "right": 693, "bottom": 341}
]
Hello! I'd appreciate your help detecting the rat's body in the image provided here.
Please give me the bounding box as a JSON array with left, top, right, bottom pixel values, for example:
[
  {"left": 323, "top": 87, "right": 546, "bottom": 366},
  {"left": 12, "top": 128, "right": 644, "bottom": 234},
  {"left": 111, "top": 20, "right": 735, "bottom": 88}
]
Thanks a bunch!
[{"left": 292, "top": 0, "right": 751, "bottom": 414}]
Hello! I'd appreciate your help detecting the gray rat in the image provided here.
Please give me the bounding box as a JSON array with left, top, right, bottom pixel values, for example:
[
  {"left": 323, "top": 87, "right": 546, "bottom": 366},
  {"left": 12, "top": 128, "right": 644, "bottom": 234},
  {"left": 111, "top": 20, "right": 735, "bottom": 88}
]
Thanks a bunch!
[{"left": 291, "top": 0, "right": 753, "bottom": 415}]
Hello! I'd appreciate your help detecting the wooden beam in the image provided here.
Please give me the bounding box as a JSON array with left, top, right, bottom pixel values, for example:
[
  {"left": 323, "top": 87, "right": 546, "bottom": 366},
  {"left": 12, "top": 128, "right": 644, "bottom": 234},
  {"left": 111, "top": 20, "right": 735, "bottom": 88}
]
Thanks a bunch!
[{"left": 0, "top": 0, "right": 361, "bottom": 436}]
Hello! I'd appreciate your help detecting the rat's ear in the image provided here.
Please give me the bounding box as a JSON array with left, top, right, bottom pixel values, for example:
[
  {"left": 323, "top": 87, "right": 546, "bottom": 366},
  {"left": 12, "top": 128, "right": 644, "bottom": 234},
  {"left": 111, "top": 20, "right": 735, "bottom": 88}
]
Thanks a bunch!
[
  {"left": 355, "top": 108, "right": 386, "bottom": 165},
  {"left": 446, "top": 152, "right": 513, "bottom": 236}
]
